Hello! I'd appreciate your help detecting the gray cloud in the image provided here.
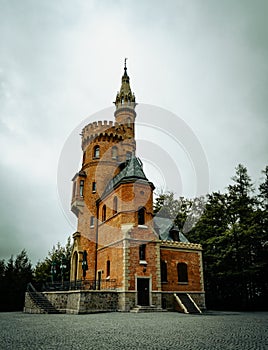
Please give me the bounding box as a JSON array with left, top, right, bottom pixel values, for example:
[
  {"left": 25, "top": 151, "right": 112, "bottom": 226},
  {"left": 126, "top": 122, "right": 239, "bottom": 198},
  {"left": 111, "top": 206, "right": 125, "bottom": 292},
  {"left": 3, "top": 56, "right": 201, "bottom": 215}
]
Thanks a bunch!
[{"left": 0, "top": 0, "right": 267, "bottom": 263}]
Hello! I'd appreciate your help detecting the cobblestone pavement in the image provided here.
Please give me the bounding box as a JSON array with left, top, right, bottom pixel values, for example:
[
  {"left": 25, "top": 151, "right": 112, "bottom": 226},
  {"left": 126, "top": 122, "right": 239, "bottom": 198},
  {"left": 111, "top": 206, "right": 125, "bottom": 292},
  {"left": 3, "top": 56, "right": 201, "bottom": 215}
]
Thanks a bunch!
[{"left": 0, "top": 311, "right": 267, "bottom": 350}]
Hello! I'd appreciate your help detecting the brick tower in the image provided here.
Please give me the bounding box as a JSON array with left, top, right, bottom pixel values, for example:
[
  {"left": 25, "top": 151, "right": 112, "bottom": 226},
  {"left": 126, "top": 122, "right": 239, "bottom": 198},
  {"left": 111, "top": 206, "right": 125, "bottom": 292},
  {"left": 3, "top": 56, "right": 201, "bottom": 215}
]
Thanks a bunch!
[{"left": 70, "top": 62, "right": 205, "bottom": 312}]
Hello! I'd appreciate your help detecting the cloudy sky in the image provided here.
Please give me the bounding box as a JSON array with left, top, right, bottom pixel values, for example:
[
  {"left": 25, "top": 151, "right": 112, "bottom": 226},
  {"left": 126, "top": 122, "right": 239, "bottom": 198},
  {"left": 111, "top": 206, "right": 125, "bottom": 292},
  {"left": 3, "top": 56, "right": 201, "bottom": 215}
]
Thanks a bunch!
[{"left": 0, "top": 0, "right": 267, "bottom": 264}]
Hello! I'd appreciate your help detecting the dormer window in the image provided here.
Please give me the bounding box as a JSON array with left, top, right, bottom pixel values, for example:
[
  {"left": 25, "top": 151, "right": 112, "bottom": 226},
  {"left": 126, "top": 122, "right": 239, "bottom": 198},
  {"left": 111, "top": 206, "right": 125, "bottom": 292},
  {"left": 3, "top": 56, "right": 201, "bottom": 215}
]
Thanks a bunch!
[{"left": 93, "top": 146, "right": 100, "bottom": 159}]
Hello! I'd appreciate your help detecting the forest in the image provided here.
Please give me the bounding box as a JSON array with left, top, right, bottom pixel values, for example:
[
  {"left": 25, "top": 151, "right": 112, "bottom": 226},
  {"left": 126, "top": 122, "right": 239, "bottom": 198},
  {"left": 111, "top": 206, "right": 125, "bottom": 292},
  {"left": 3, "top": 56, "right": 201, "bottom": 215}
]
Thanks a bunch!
[{"left": 0, "top": 164, "right": 267, "bottom": 311}]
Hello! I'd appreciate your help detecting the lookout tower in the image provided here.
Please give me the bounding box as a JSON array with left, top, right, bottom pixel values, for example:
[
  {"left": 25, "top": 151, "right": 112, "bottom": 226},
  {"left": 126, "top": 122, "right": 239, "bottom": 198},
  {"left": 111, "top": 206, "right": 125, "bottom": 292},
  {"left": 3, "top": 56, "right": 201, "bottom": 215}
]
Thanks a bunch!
[{"left": 69, "top": 62, "right": 205, "bottom": 312}]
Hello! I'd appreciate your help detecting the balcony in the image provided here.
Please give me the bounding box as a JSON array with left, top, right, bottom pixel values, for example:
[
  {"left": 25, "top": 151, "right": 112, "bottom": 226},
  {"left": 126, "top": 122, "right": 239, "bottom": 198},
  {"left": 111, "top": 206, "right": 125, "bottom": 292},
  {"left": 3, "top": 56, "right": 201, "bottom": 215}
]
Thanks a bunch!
[{"left": 71, "top": 195, "right": 84, "bottom": 217}]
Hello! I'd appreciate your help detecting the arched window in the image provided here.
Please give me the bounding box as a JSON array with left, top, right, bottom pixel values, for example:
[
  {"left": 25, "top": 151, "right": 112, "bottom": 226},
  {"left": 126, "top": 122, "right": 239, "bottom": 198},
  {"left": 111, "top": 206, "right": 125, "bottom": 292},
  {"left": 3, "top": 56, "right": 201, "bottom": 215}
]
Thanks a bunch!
[
  {"left": 161, "top": 260, "right": 168, "bottom": 283},
  {"left": 113, "top": 196, "right": 118, "bottom": 215},
  {"left": 127, "top": 117, "right": 131, "bottom": 127},
  {"left": 112, "top": 146, "right": 118, "bottom": 160},
  {"left": 102, "top": 205, "right": 106, "bottom": 222},
  {"left": 93, "top": 145, "right": 100, "bottom": 159},
  {"left": 177, "top": 262, "right": 188, "bottom": 283},
  {"left": 106, "top": 260, "right": 110, "bottom": 278},
  {"left": 138, "top": 207, "right": 145, "bottom": 225},
  {"left": 92, "top": 182, "right": 96, "bottom": 193}
]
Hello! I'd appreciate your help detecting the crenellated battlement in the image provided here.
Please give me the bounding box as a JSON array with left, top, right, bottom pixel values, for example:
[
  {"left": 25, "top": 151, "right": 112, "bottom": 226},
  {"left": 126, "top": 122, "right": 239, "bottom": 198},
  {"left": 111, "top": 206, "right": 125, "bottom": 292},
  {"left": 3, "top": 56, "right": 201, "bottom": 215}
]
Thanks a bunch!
[
  {"left": 81, "top": 120, "right": 128, "bottom": 149},
  {"left": 82, "top": 120, "right": 114, "bottom": 137}
]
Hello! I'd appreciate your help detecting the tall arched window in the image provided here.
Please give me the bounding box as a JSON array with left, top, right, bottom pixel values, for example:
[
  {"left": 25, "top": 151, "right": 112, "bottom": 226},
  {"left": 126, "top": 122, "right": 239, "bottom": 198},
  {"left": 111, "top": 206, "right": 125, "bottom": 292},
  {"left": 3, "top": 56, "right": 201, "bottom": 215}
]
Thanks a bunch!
[
  {"left": 102, "top": 205, "right": 106, "bottom": 222},
  {"left": 93, "top": 145, "right": 100, "bottom": 159},
  {"left": 127, "top": 117, "right": 131, "bottom": 127},
  {"left": 112, "top": 146, "right": 118, "bottom": 160},
  {"left": 138, "top": 207, "right": 145, "bottom": 225},
  {"left": 113, "top": 196, "right": 118, "bottom": 215},
  {"left": 161, "top": 260, "right": 168, "bottom": 283},
  {"left": 177, "top": 262, "right": 188, "bottom": 283}
]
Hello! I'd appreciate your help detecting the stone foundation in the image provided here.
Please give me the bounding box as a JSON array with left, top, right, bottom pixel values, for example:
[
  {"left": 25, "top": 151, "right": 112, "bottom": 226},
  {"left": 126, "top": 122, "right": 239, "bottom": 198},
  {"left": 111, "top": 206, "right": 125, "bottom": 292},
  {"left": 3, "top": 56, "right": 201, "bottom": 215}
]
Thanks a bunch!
[{"left": 24, "top": 290, "right": 205, "bottom": 314}]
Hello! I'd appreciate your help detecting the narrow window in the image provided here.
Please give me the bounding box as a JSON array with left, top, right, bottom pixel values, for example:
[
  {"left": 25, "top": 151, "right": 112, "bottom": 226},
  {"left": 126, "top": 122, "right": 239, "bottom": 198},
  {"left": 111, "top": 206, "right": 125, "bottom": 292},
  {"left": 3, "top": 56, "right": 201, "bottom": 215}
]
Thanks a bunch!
[
  {"left": 106, "top": 260, "right": 110, "bottom": 278},
  {"left": 138, "top": 207, "right": 145, "bottom": 225},
  {"left": 127, "top": 117, "right": 131, "bottom": 127},
  {"left": 113, "top": 196, "right": 118, "bottom": 215},
  {"left": 90, "top": 216, "right": 94, "bottom": 227},
  {"left": 112, "top": 146, "right": 118, "bottom": 160},
  {"left": 139, "top": 244, "right": 146, "bottom": 261},
  {"left": 102, "top": 205, "right": 106, "bottom": 222},
  {"left": 82, "top": 151, "right": 86, "bottom": 164},
  {"left": 92, "top": 182, "right": 96, "bottom": 193},
  {"left": 161, "top": 260, "right": 168, "bottom": 283},
  {"left": 79, "top": 180, "right": 84, "bottom": 197},
  {"left": 126, "top": 151, "right": 132, "bottom": 160},
  {"left": 93, "top": 145, "right": 100, "bottom": 159},
  {"left": 177, "top": 262, "right": 188, "bottom": 283},
  {"left": 72, "top": 182, "right": 76, "bottom": 198}
]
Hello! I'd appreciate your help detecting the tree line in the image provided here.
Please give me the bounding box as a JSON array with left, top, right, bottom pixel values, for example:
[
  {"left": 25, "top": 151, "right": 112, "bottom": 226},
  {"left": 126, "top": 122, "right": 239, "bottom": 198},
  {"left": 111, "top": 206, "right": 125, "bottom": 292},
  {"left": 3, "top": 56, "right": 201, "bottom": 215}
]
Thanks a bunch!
[
  {"left": 0, "top": 238, "right": 72, "bottom": 311},
  {"left": 1, "top": 164, "right": 267, "bottom": 311},
  {"left": 154, "top": 164, "right": 268, "bottom": 310}
]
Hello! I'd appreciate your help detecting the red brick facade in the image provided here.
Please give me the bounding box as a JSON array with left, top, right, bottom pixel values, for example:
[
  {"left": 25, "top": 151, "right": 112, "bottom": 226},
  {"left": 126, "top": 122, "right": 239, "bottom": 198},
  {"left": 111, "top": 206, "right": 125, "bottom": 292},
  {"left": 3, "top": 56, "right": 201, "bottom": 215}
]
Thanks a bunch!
[{"left": 70, "top": 65, "right": 205, "bottom": 311}]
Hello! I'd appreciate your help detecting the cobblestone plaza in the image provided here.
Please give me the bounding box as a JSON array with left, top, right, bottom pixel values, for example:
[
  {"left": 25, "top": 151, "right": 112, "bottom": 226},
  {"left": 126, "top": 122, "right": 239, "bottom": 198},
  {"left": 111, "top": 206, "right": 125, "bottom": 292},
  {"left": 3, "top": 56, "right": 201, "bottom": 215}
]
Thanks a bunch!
[{"left": 1, "top": 311, "right": 267, "bottom": 349}]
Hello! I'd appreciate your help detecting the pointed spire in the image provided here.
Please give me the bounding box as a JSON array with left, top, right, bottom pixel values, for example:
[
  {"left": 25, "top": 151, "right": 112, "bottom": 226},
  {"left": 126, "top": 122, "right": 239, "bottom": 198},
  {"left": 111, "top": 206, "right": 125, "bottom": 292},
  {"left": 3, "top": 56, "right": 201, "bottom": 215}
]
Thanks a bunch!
[{"left": 114, "top": 59, "right": 136, "bottom": 109}]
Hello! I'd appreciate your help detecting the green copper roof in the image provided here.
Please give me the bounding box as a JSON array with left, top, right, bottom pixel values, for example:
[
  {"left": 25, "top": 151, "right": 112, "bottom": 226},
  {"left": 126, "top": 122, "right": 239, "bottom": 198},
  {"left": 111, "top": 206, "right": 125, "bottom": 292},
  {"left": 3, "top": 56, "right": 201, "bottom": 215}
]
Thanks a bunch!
[{"left": 102, "top": 156, "right": 153, "bottom": 197}]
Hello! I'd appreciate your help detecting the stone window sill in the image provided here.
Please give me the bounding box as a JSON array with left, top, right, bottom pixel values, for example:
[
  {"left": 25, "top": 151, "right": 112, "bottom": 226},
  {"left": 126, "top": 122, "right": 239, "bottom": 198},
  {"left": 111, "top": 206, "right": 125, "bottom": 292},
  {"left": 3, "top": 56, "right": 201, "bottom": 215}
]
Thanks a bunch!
[
  {"left": 139, "top": 260, "right": 147, "bottom": 266},
  {"left": 138, "top": 225, "right": 148, "bottom": 229}
]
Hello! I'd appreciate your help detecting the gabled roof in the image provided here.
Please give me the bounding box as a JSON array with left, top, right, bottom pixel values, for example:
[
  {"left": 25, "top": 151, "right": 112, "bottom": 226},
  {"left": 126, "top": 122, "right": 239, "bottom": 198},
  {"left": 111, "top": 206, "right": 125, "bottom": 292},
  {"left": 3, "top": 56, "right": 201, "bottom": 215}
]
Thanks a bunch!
[
  {"left": 154, "top": 216, "right": 189, "bottom": 243},
  {"left": 102, "top": 156, "right": 154, "bottom": 198}
]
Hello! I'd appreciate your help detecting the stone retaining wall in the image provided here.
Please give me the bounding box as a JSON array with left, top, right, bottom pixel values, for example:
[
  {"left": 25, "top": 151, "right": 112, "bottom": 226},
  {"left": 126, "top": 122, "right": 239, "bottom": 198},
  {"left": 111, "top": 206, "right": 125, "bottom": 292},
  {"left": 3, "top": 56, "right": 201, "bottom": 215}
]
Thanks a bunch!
[{"left": 44, "top": 290, "right": 119, "bottom": 314}]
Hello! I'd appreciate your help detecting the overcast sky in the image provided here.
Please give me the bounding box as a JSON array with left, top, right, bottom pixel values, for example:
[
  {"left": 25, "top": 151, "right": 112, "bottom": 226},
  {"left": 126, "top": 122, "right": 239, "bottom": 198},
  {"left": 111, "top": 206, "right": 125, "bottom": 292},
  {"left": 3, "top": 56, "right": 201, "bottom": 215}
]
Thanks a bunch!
[{"left": 0, "top": 0, "right": 267, "bottom": 264}]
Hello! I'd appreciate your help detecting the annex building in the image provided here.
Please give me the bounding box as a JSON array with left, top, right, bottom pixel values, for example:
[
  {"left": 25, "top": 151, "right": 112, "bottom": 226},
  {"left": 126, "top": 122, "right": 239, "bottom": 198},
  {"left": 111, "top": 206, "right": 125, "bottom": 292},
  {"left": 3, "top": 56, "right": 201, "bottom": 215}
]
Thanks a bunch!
[{"left": 69, "top": 62, "right": 205, "bottom": 313}]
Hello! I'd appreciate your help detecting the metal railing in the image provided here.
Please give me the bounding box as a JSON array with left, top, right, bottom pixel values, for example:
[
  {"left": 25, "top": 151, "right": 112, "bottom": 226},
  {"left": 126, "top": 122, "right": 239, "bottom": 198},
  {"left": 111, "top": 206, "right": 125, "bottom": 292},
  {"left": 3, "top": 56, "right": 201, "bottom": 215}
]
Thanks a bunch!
[{"left": 39, "top": 279, "right": 117, "bottom": 292}]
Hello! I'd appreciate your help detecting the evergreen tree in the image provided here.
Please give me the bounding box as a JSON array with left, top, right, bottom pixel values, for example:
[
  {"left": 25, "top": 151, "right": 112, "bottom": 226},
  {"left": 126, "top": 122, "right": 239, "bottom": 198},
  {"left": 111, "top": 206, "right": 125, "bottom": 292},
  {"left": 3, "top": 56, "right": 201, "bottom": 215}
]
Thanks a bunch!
[
  {"left": 0, "top": 250, "right": 33, "bottom": 311},
  {"left": 34, "top": 237, "right": 72, "bottom": 287}
]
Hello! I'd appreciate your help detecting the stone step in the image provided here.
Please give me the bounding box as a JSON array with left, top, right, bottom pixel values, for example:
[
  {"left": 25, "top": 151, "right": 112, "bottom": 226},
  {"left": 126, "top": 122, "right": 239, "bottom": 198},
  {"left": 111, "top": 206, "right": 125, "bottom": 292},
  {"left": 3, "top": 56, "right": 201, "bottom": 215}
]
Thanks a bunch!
[{"left": 130, "top": 305, "right": 167, "bottom": 313}]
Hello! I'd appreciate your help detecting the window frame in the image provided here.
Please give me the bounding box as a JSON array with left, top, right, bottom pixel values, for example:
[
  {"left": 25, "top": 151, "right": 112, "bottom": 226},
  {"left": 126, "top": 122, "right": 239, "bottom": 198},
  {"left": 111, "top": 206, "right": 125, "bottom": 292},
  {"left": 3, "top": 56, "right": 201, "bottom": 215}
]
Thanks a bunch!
[
  {"left": 177, "top": 262, "right": 188, "bottom": 283},
  {"left": 93, "top": 145, "right": 100, "bottom": 159}
]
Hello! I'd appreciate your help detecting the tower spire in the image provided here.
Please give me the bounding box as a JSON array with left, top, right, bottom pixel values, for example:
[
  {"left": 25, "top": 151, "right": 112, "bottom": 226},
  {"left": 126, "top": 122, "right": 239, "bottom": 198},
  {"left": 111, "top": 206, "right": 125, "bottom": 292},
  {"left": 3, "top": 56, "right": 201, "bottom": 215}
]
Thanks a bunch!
[{"left": 114, "top": 59, "right": 136, "bottom": 109}]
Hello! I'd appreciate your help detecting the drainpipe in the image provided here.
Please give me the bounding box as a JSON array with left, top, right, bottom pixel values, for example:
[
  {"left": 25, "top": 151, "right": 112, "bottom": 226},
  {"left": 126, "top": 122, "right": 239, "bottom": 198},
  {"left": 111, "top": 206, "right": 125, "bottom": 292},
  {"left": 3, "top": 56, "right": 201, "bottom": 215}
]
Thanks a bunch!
[{"left": 94, "top": 200, "right": 100, "bottom": 290}]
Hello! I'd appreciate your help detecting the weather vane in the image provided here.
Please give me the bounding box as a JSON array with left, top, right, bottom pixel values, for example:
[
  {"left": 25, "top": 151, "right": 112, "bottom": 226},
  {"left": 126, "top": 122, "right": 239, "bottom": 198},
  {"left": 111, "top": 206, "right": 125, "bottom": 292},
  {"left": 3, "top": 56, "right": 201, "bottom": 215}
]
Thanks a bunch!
[{"left": 124, "top": 57, "right": 128, "bottom": 70}]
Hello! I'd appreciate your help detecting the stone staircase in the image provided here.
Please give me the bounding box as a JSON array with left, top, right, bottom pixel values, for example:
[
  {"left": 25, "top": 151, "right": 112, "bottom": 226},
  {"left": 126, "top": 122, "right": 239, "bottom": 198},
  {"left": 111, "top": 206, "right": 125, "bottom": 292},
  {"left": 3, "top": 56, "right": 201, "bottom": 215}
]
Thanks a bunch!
[
  {"left": 28, "top": 291, "right": 59, "bottom": 314},
  {"left": 25, "top": 283, "right": 59, "bottom": 314},
  {"left": 130, "top": 305, "right": 167, "bottom": 313},
  {"left": 175, "top": 293, "right": 202, "bottom": 314}
]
